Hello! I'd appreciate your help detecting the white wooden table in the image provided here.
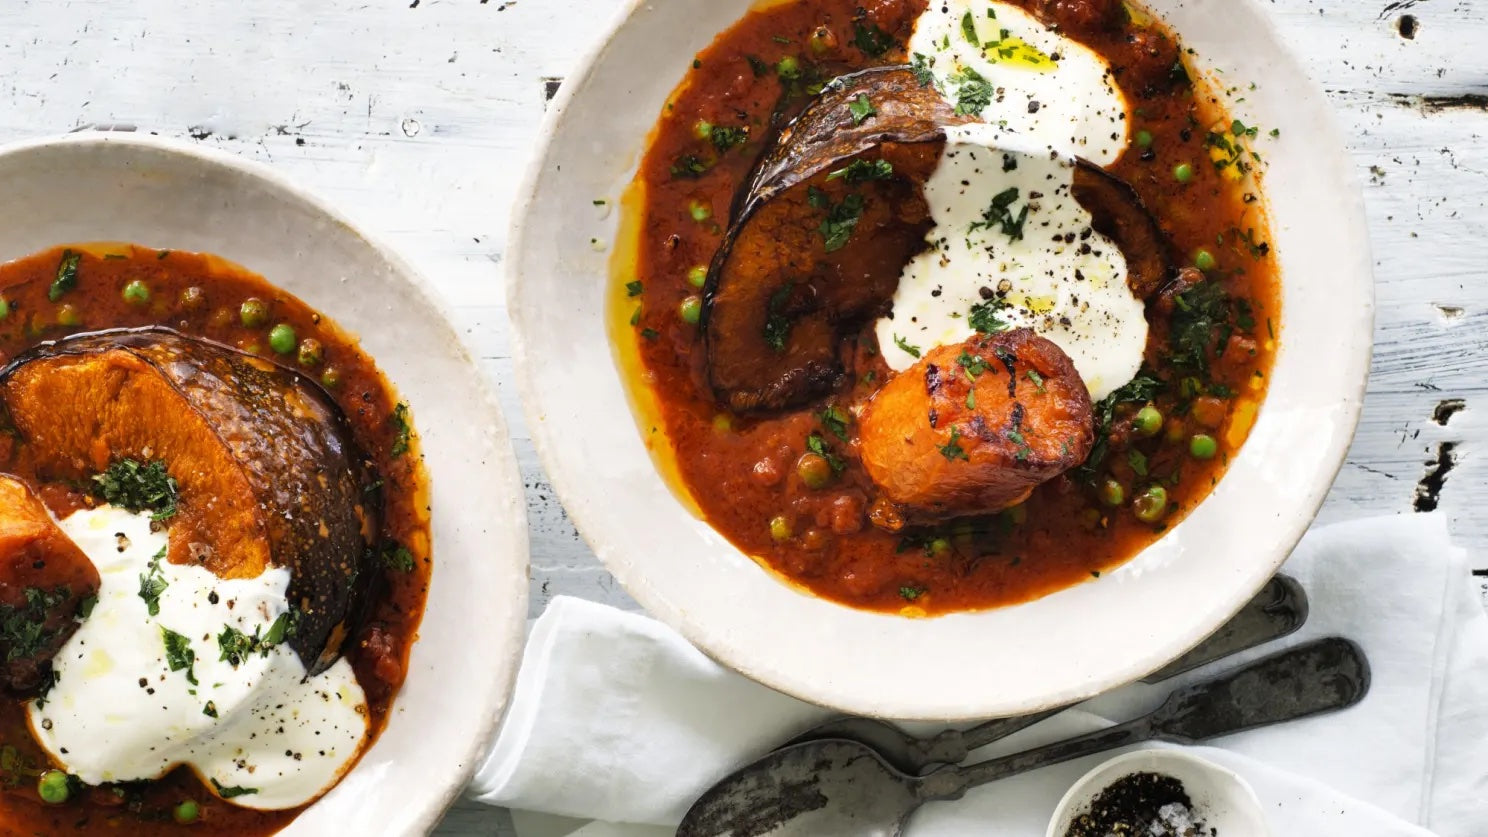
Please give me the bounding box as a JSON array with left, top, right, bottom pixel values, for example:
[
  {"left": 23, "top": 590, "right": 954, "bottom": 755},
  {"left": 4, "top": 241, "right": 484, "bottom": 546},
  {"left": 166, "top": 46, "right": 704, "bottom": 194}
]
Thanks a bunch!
[{"left": 0, "top": 1, "right": 1481, "bottom": 833}]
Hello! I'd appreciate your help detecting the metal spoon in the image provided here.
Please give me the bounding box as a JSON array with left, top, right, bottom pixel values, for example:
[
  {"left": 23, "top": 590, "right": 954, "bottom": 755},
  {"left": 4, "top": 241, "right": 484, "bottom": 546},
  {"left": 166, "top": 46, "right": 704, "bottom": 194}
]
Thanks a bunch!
[
  {"left": 782, "top": 574, "right": 1309, "bottom": 774},
  {"left": 679, "top": 636, "right": 1367, "bottom": 837}
]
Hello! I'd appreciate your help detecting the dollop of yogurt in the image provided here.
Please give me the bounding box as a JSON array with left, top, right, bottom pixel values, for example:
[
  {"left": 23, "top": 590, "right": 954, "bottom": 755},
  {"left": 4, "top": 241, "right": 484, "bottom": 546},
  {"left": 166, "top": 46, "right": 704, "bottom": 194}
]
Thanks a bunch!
[
  {"left": 909, "top": 0, "right": 1130, "bottom": 166},
  {"left": 28, "top": 507, "right": 368, "bottom": 810},
  {"left": 875, "top": 126, "right": 1147, "bottom": 401}
]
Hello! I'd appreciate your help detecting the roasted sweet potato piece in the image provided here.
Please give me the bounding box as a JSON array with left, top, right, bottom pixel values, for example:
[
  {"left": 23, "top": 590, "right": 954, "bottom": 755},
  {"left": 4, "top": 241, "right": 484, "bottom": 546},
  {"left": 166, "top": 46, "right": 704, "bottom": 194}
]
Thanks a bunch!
[
  {"left": 704, "top": 66, "right": 1170, "bottom": 413},
  {"left": 858, "top": 329, "right": 1095, "bottom": 524},
  {"left": 0, "top": 475, "right": 99, "bottom": 694},
  {"left": 0, "top": 327, "right": 376, "bottom": 674},
  {"left": 1072, "top": 160, "right": 1172, "bottom": 299}
]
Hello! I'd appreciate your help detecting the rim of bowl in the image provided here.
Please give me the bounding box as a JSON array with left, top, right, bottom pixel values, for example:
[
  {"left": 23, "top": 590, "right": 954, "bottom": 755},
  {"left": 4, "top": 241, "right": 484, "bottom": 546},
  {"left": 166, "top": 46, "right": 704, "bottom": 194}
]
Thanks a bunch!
[
  {"left": 506, "top": 0, "right": 1374, "bottom": 719},
  {"left": 0, "top": 130, "right": 531, "bottom": 835}
]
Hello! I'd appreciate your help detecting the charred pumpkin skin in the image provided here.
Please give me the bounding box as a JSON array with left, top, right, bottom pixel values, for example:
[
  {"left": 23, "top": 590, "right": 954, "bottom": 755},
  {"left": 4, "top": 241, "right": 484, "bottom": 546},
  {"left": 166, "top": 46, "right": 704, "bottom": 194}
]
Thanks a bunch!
[
  {"left": 859, "top": 329, "right": 1095, "bottom": 524},
  {"left": 0, "top": 327, "right": 377, "bottom": 675},
  {"left": 0, "top": 475, "right": 100, "bottom": 695},
  {"left": 702, "top": 65, "right": 1172, "bottom": 414}
]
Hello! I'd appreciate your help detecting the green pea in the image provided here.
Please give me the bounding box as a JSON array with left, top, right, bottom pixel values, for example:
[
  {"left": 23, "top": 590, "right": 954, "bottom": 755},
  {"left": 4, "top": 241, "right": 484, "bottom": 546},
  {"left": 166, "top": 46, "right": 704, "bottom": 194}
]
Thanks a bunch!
[
  {"left": 712, "top": 413, "right": 732, "bottom": 433},
  {"left": 268, "top": 323, "right": 296, "bottom": 355},
  {"left": 297, "top": 338, "right": 324, "bottom": 367},
  {"left": 693, "top": 119, "right": 713, "bottom": 140},
  {"left": 1133, "top": 485, "right": 1169, "bottom": 524},
  {"left": 1135, "top": 130, "right": 1154, "bottom": 148},
  {"left": 777, "top": 56, "right": 801, "bottom": 79},
  {"left": 240, "top": 298, "right": 269, "bottom": 327},
  {"left": 689, "top": 200, "right": 712, "bottom": 222},
  {"left": 687, "top": 265, "right": 709, "bottom": 288},
  {"left": 1099, "top": 479, "right": 1126, "bottom": 507},
  {"left": 1132, "top": 405, "right": 1163, "bottom": 437},
  {"left": 56, "top": 304, "right": 82, "bottom": 327},
  {"left": 678, "top": 295, "right": 702, "bottom": 325},
  {"left": 1189, "top": 433, "right": 1218, "bottom": 460},
  {"left": 1173, "top": 162, "right": 1194, "bottom": 184},
  {"left": 320, "top": 366, "right": 343, "bottom": 389},
  {"left": 928, "top": 537, "right": 951, "bottom": 558},
  {"left": 122, "top": 279, "right": 150, "bottom": 306},
  {"left": 796, "top": 453, "right": 833, "bottom": 489},
  {"left": 1194, "top": 249, "right": 1217, "bottom": 272},
  {"left": 173, "top": 799, "right": 200, "bottom": 824},
  {"left": 179, "top": 286, "right": 206, "bottom": 310},
  {"left": 769, "top": 515, "right": 793, "bottom": 542},
  {"left": 0, "top": 296, "right": 9, "bottom": 321},
  {"left": 809, "top": 27, "right": 833, "bottom": 54},
  {"left": 37, "top": 770, "right": 69, "bottom": 804}
]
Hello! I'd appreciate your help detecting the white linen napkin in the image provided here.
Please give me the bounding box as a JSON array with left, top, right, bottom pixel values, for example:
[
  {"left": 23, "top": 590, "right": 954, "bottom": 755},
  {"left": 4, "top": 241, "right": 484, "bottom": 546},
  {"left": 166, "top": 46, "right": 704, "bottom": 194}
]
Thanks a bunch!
[{"left": 469, "top": 515, "right": 1488, "bottom": 836}]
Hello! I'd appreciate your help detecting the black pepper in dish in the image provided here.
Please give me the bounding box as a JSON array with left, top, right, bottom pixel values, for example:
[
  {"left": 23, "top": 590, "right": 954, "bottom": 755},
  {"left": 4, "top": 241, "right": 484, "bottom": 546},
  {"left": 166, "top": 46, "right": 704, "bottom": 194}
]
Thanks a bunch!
[{"left": 1063, "top": 771, "right": 1216, "bottom": 837}]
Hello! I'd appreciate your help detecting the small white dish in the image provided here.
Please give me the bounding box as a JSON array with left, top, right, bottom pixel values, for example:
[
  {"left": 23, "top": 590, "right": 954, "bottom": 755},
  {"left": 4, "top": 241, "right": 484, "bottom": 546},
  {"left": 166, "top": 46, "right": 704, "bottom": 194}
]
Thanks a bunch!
[
  {"left": 0, "top": 132, "right": 530, "bottom": 835},
  {"left": 507, "top": 0, "right": 1373, "bottom": 720},
  {"left": 1047, "top": 749, "right": 1270, "bottom": 837}
]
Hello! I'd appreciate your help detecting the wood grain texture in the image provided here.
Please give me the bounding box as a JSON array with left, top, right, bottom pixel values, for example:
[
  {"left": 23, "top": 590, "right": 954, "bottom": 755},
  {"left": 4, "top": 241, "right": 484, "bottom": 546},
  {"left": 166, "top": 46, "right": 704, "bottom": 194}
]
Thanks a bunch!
[{"left": 0, "top": 0, "right": 1480, "bottom": 834}]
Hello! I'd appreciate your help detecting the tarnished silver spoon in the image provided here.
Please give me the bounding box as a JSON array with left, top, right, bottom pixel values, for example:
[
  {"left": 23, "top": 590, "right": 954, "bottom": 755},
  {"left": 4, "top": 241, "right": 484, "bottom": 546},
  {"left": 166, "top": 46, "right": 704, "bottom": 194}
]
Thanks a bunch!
[
  {"left": 678, "top": 636, "right": 1367, "bottom": 837},
  {"left": 782, "top": 574, "right": 1309, "bottom": 774}
]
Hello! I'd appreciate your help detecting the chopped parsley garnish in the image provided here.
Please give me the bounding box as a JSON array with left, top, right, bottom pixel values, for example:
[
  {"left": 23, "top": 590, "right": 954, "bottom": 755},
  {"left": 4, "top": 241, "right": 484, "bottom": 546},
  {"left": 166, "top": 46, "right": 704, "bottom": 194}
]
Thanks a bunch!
[
  {"left": 1006, "top": 430, "right": 1032, "bottom": 461},
  {"left": 848, "top": 94, "right": 877, "bottom": 125},
  {"left": 910, "top": 53, "right": 935, "bottom": 87},
  {"left": 211, "top": 779, "right": 258, "bottom": 800},
  {"left": 746, "top": 55, "right": 769, "bottom": 77},
  {"left": 1127, "top": 448, "right": 1149, "bottom": 477},
  {"left": 969, "top": 187, "right": 1029, "bottom": 241},
  {"left": 1026, "top": 369, "right": 1046, "bottom": 393},
  {"left": 640, "top": 328, "right": 660, "bottom": 340},
  {"left": 670, "top": 154, "right": 710, "bottom": 179},
  {"left": 899, "top": 586, "right": 925, "bottom": 601},
  {"left": 625, "top": 280, "right": 643, "bottom": 297},
  {"left": 763, "top": 282, "right": 795, "bottom": 353},
  {"left": 820, "top": 405, "right": 851, "bottom": 441},
  {"left": 161, "top": 627, "right": 197, "bottom": 685},
  {"left": 202, "top": 701, "right": 219, "bottom": 718},
  {"left": 380, "top": 542, "right": 416, "bottom": 573},
  {"left": 1169, "top": 281, "right": 1231, "bottom": 374},
  {"left": 77, "top": 595, "right": 97, "bottom": 620},
  {"left": 960, "top": 10, "right": 980, "bottom": 46},
  {"left": 968, "top": 299, "right": 1011, "bottom": 334},
  {"left": 48, "top": 249, "right": 81, "bottom": 302},
  {"left": 217, "top": 612, "right": 294, "bottom": 668},
  {"left": 893, "top": 334, "right": 922, "bottom": 358},
  {"left": 710, "top": 125, "right": 749, "bottom": 152},
  {"left": 1078, "top": 374, "right": 1164, "bottom": 481},
  {"left": 813, "top": 191, "right": 865, "bottom": 253},
  {"left": 827, "top": 159, "right": 893, "bottom": 183},
  {"left": 938, "top": 427, "right": 969, "bottom": 461},
  {"left": 390, "top": 402, "right": 412, "bottom": 457},
  {"left": 950, "top": 67, "right": 993, "bottom": 116},
  {"left": 93, "top": 459, "right": 179, "bottom": 522},
  {"left": 806, "top": 433, "right": 846, "bottom": 472},
  {"left": 0, "top": 587, "right": 71, "bottom": 662},
  {"left": 852, "top": 21, "right": 894, "bottom": 57},
  {"left": 957, "top": 351, "right": 990, "bottom": 377},
  {"left": 1231, "top": 119, "right": 1260, "bottom": 139},
  {"left": 138, "top": 547, "right": 169, "bottom": 617}
]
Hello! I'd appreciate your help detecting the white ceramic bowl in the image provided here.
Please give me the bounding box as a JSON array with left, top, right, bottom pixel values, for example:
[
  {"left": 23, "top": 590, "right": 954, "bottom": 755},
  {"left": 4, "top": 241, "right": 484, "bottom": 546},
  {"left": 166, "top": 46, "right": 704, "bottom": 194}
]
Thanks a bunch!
[
  {"left": 0, "top": 132, "right": 530, "bottom": 835},
  {"left": 508, "top": 0, "right": 1372, "bottom": 720},
  {"left": 1047, "top": 749, "right": 1270, "bottom": 836}
]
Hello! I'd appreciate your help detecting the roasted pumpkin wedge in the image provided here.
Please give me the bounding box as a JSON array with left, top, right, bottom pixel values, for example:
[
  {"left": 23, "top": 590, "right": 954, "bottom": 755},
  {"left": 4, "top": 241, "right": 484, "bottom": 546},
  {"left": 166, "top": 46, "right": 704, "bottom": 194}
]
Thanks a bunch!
[
  {"left": 0, "top": 475, "right": 100, "bottom": 695},
  {"left": 0, "top": 327, "right": 377, "bottom": 675},
  {"left": 703, "top": 65, "right": 1171, "bottom": 414},
  {"left": 858, "top": 329, "right": 1095, "bottom": 525}
]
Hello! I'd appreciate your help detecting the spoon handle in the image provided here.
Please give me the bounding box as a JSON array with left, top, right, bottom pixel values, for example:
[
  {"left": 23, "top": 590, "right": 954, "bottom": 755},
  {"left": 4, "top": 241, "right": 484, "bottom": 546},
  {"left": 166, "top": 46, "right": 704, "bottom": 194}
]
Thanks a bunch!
[
  {"left": 917, "top": 637, "right": 1369, "bottom": 801},
  {"left": 952, "top": 573, "right": 1309, "bottom": 756}
]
